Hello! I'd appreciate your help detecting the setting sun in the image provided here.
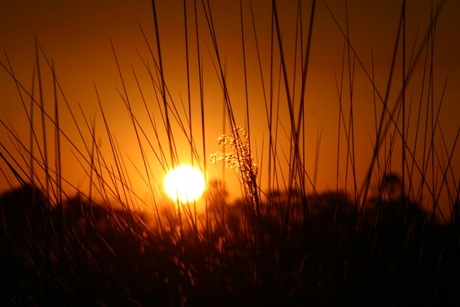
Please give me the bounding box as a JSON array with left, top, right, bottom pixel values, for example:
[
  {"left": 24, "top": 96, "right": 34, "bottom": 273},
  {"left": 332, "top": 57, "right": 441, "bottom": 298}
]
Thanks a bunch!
[{"left": 163, "top": 165, "right": 205, "bottom": 203}]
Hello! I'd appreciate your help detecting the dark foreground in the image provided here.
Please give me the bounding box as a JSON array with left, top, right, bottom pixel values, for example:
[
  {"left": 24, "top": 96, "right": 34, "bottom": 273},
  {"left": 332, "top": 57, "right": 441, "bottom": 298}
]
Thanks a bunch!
[{"left": 1, "top": 183, "right": 459, "bottom": 306}]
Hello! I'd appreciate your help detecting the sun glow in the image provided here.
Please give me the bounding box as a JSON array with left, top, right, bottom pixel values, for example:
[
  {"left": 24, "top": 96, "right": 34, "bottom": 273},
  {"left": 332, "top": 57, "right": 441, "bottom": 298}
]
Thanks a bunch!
[{"left": 163, "top": 165, "right": 206, "bottom": 203}]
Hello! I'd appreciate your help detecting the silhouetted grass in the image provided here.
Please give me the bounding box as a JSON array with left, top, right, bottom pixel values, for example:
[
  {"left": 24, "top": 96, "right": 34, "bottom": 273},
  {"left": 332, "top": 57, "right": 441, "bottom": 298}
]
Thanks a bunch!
[{"left": 1, "top": 0, "right": 459, "bottom": 305}]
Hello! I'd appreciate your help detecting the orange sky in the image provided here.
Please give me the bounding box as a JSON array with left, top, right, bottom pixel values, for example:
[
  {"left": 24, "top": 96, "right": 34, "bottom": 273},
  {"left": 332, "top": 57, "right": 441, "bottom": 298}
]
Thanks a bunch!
[{"left": 1, "top": 0, "right": 459, "bottom": 220}]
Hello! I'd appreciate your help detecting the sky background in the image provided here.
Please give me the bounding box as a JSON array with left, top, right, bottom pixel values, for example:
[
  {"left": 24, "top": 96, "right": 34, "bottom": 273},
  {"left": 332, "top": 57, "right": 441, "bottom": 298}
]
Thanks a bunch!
[{"left": 1, "top": 0, "right": 459, "bottom": 219}]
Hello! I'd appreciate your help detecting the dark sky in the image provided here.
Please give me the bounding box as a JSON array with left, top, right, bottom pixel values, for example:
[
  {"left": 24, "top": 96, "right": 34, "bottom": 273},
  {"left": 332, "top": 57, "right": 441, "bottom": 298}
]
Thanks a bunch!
[{"left": 1, "top": 0, "right": 459, "bottom": 219}]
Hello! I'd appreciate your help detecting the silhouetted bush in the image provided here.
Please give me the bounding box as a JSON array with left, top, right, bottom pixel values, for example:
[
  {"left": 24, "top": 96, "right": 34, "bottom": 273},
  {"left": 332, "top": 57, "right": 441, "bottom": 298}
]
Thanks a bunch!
[{"left": 1, "top": 175, "right": 459, "bottom": 305}]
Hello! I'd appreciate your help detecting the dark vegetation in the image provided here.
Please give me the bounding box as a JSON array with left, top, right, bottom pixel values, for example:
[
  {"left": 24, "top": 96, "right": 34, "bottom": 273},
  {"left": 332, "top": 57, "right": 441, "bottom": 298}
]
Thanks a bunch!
[
  {"left": 1, "top": 0, "right": 459, "bottom": 305},
  {"left": 1, "top": 175, "right": 459, "bottom": 305}
]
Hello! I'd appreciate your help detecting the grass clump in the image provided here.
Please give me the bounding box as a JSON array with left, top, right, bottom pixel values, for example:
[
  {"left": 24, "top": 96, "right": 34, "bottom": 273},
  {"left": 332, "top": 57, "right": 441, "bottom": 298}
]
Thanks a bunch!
[{"left": 1, "top": 0, "right": 459, "bottom": 305}]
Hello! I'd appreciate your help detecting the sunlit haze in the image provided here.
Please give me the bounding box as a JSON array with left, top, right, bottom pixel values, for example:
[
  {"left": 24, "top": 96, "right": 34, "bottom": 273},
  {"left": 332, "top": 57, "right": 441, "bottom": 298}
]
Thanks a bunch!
[{"left": 1, "top": 0, "right": 459, "bottom": 220}]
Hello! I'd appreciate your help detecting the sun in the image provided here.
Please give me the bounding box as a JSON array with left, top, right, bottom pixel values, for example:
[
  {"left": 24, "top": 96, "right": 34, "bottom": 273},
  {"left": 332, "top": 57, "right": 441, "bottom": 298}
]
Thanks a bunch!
[{"left": 163, "top": 165, "right": 206, "bottom": 203}]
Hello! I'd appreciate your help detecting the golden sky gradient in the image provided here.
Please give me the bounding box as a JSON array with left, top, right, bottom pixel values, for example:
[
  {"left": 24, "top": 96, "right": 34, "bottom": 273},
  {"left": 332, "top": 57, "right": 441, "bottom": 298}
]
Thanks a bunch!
[{"left": 1, "top": 0, "right": 459, "bottom": 219}]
